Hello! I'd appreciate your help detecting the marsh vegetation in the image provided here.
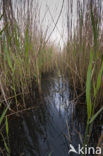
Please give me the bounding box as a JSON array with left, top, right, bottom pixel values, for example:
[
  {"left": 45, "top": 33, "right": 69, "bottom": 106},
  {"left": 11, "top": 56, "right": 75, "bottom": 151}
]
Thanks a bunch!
[{"left": 0, "top": 0, "right": 103, "bottom": 155}]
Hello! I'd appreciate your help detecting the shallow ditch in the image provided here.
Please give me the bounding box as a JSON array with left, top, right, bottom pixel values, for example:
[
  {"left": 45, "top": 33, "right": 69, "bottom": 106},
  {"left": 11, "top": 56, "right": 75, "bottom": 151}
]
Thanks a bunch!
[{"left": 8, "top": 76, "right": 103, "bottom": 156}]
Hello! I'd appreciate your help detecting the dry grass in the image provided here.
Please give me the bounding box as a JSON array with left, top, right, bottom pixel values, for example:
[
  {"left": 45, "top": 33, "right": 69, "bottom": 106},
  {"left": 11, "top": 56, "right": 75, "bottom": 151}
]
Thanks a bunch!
[
  {"left": 0, "top": 0, "right": 59, "bottom": 110},
  {"left": 61, "top": 1, "right": 103, "bottom": 105}
]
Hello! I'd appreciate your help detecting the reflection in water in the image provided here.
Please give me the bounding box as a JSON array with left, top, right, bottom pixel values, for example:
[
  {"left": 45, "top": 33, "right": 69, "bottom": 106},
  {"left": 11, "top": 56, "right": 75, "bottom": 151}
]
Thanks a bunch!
[{"left": 9, "top": 76, "right": 103, "bottom": 156}]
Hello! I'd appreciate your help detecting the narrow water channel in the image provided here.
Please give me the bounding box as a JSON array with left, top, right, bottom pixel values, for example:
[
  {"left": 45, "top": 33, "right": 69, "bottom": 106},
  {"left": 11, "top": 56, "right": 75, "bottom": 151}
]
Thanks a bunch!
[{"left": 9, "top": 76, "right": 103, "bottom": 156}]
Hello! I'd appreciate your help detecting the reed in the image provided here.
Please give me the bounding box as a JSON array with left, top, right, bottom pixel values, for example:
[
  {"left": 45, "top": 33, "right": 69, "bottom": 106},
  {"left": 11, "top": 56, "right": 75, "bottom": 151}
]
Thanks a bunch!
[
  {"left": 65, "top": 0, "right": 103, "bottom": 104},
  {"left": 84, "top": 50, "right": 103, "bottom": 145},
  {"left": 0, "top": 0, "right": 58, "bottom": 109},
  {"left": 65, "top": 0, "right": 103, "bottom": 149},
  {"left": 84, "top": 2, "right": 103, "bottom": 144},
  {"left": 0, "top": 1, "right": 60, "bottom": 154},
  {"left": 0, "top": 0, "right": 103, "bottom": 155}
]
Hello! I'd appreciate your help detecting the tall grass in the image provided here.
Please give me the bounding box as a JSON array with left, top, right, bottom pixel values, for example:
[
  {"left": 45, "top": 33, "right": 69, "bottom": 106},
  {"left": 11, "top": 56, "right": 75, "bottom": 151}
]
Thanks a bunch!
[
  {"left": 0, "top": 0, "right": 58, "bottom": 109},
  {"left": 0, "top": 0, "right": 103, "bottom": 154},
  {"left": 84, "top": 50, "right": 103, "bottom": 144},
  {"left": 65, "top": 0, "right": 103, "bottom": 148},
  {"left": 65, "top": 0, "right": 103, "bottom": 103},
  {"left": 0, "top": 0, "right": 60, "bottom": 154},
  {"left": 0, "top": 15, "right": 10, "bottom": 155},
  {"left": 84, "top": 2, "right": 103, "bottom": 144}
]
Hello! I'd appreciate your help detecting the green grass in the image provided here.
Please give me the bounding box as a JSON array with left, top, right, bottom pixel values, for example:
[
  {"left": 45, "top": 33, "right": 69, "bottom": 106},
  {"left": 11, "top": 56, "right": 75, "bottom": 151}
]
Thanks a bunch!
[
  {"left": 0, "top": 3, "right": 59, "bottom": 154},
  {"left": 84, "top": 50, "right": 103, "bottom": 144},
  {"left": 0, "top": 15, "right": 10, "bottom": 155},
  {"left": 65, "top": 0, "right": 103, "bottom": 147},
  {"left": 0, "top": 20, "right": 57, "bottom": 108}
]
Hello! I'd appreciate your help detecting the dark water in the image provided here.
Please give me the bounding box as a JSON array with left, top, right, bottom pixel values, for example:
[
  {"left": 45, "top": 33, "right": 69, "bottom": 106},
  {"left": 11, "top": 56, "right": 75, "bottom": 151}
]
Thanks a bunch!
[{"left": 9, "top": 76, "right": 103, "bottom": 156}]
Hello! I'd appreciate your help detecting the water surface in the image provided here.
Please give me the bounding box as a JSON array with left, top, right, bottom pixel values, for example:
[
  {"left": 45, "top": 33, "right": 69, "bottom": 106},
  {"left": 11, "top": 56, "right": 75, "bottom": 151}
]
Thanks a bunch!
[{"left": 9, "top": 76, "right": 103, "bottom": 156}]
